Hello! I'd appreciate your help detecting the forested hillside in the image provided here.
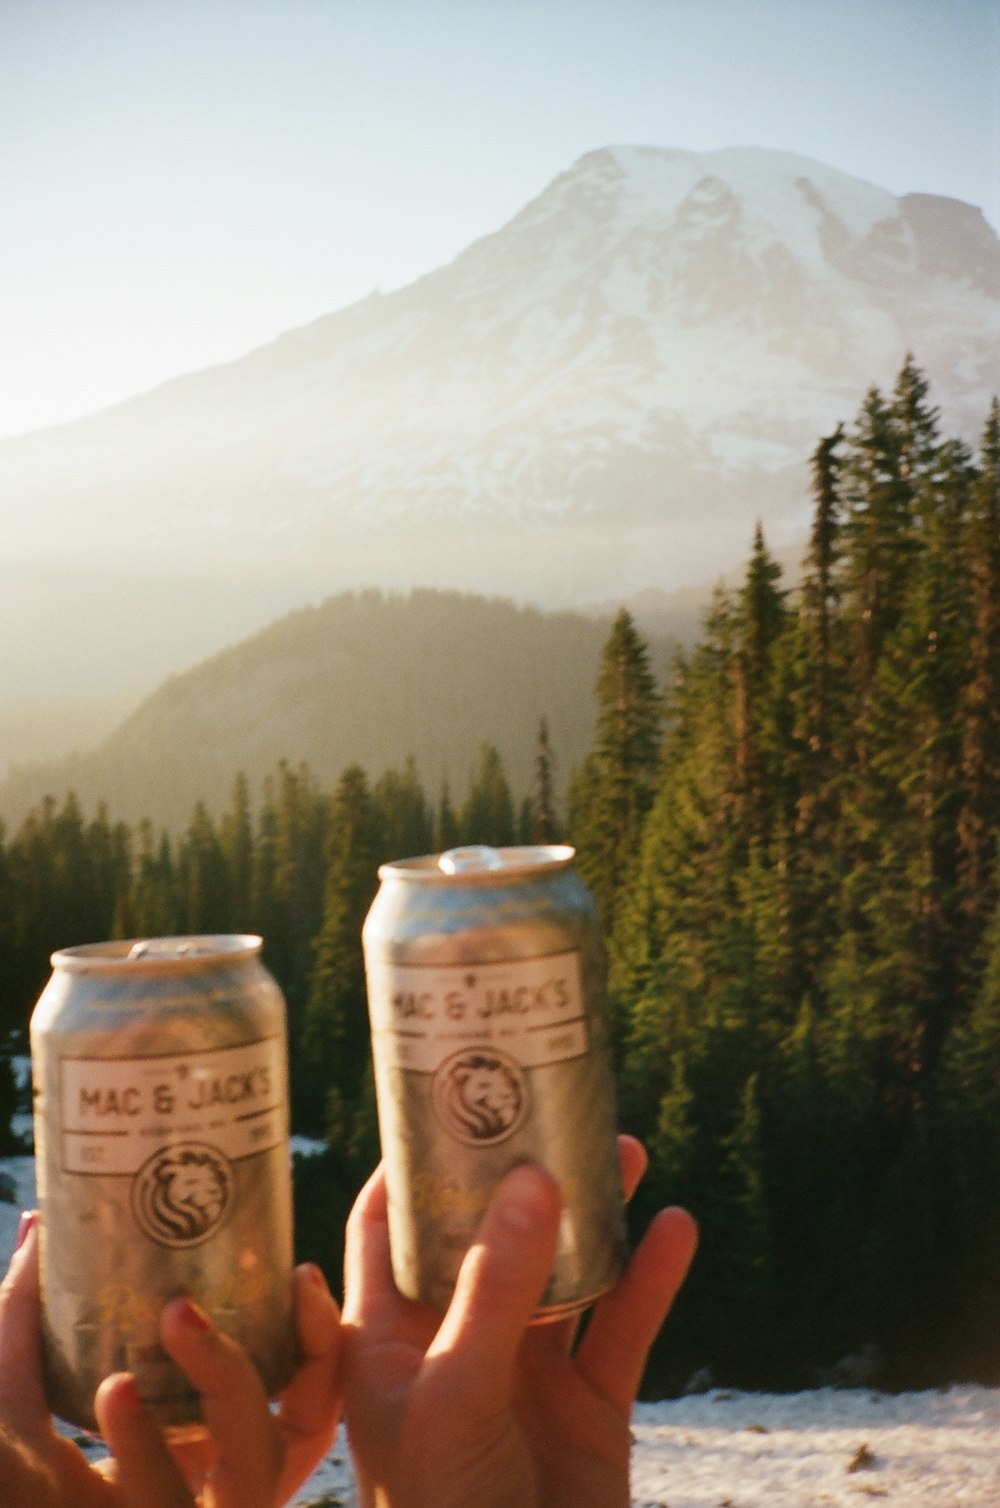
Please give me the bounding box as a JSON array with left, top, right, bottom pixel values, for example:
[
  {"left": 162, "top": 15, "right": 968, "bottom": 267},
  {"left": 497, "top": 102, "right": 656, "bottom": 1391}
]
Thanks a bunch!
[
  {"left": 0, "top": 591, "right": 665, "bottom": 832},
  {"left": 595, "top": 362, "right": 1000, "bottom": 1391},
  {"left": 2, "top": 361, "right": 999, "bottom": 1393}
]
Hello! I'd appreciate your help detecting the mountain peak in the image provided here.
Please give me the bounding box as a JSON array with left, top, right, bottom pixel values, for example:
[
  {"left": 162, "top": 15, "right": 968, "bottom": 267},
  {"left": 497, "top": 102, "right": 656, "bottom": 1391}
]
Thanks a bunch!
[{"left": 0, "top": 141, "right": 997, "bottom": 711}]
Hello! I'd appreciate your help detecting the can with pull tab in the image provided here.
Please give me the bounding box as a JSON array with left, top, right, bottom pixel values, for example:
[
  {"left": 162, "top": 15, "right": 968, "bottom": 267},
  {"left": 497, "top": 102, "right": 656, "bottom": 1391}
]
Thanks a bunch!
[
  {"left": 30, "top": 934, "right": 296, "bottom": 1436},
  {"left": 362, "top": 844, "right": 627, "bottom": 1317}
]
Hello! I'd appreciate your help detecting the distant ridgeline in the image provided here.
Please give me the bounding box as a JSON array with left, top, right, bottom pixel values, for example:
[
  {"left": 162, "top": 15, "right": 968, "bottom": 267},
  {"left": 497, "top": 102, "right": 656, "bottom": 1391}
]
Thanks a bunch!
[
  {"left": 0, "top": 591, "right": 633, "bottom": 834},
  {"left": 2, "top": 362, "right": 1000, "bottom": 1394}
]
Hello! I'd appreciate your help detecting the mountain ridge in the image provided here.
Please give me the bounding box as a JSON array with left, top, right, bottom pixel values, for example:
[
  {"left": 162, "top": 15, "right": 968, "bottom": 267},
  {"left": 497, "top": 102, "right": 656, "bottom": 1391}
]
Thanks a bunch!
[
  {"left": 0, "top": 587, "right": 686, "bottom": 833},
  {"left": 1, "top": 141, "right": 996, "bottom": 723}
]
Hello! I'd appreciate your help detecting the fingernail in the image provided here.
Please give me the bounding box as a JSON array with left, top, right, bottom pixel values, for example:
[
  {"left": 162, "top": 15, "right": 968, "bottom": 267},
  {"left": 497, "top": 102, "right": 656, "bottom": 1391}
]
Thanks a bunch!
[
  {"left": 497, "top": 1164, "right": 557, "bottom": 1234},
  {"left": 298, "top": 1261, "right": 330, "bottom": 1293},
  {"left": 117, "top": 1374, "right": 147, "bottom": 1415},
  {"left": 175, "top": 1297, "right": 213, "bottom": 1332},
  {"left": 14, "top": 1210, "right": 38, "bottom": 1252}
]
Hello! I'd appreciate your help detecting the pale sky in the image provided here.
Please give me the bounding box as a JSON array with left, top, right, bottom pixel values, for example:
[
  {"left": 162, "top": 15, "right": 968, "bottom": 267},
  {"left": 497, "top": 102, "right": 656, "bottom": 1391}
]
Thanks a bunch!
[{"left": 2, "top": 0, "right": 998, "bottom": 440}]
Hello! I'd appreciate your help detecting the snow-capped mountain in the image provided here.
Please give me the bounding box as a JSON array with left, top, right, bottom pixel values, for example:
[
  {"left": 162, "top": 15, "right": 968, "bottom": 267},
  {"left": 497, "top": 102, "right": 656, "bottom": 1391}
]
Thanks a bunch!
[{"left": 2, "top": 145, "right": 998, "bottom": 700}]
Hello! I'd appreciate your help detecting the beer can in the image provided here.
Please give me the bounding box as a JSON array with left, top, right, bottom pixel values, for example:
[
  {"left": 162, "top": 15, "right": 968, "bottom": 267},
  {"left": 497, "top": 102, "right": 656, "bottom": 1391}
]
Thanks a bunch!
[
  {"left": 30, "top": 934, "right": 296, "bottom": 1436},
  {"left": 362, "top": 844, "right": 627, "bottom": 1317}
]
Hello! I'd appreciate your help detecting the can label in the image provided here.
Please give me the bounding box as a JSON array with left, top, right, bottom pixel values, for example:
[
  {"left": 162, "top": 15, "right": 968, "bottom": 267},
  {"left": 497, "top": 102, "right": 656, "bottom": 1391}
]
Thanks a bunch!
[
  {"left": 57, "top": 1036, "right": 286, "bottom": 1250},
  {"left": 59, "top": 1035, "right": 286, "bottom": 1176},
  {"left": 370, "top": 950, "right": 587, "bottom": 1148},
  {"left": 371, "top": 949, "right": 588, "bottom": 1069}
]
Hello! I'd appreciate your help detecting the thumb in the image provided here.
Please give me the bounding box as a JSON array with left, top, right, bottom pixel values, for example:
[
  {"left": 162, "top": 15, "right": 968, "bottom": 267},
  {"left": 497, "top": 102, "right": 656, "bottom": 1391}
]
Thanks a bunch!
[
  {"left": 0, "top": 1214, "right": 50, "bottom": 1442},
  {"left": 422, "top": 1163, "right": 561, "bottom": 1413}
]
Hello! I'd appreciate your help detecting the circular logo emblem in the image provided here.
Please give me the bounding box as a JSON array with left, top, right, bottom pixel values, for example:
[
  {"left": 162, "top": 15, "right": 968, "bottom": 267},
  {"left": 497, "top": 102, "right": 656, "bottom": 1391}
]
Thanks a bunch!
[
  {"left": 432, "top": 1048, "right": 529, "bottom": 1146},
  {"left": 131, "top": 1142, "right": 233, "bottom": 1248}
]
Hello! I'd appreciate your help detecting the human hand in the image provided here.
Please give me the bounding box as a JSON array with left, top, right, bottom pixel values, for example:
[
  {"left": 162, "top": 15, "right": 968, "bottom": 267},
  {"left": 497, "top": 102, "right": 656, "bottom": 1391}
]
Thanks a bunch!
[
  {"left": 340, "top": 1138, "right": 698, "bottom": 1508},
  {"left": 0, "top": 1211, "right": 341, "bottom": 1508}
]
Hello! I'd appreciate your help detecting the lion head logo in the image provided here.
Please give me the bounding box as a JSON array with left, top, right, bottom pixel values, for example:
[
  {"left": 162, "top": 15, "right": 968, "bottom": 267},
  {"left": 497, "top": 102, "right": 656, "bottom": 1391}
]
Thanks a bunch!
[
  {"left": 132, "top": 1142, "right": 233, "bottom": 1248},
  {"left": 433, "top": 1049, "right": 528, "bottom": 1145}
]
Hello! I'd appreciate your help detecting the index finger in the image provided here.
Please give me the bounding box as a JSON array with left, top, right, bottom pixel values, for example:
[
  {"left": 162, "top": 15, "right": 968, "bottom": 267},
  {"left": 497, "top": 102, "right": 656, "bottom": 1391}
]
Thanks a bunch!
[
  {"left": 158, "top": 1298, "right": 282, "bottom": 1508},
  {"left": 341, "top": 1163, "right": 392, "bottom": 1328},
  {"left": 272, "top": 1263, "right": 342, "bottom": 1507},
  {"left": 342, "top": 1166, "right": 440, "bottom": 1339},
  {"left": 574, "top": 1206, "right": 698, "bottom": 1413}
]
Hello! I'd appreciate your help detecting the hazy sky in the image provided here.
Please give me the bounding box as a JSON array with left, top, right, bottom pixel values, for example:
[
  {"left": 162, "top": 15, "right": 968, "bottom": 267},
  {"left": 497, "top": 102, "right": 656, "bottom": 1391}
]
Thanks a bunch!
[{"left": 2, "top": 0, "right": 998, "bottom": 439}]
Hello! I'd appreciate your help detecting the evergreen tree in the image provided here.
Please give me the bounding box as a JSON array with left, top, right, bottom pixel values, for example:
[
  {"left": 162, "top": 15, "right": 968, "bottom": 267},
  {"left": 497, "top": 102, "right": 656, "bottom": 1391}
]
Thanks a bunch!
[
  {"left": 529, "top": 716, "right": 558, "bottom": 843},
  {"left": 957, "top": 399, "right": 1000, "bottom": 944},
  {"left": 785, "top": 428, "right": 850, "bottom": 987},
  {"left": 609, "top": 590, "right": 739, "bottom": 1034},
  {"left": 178, "top": 801, "right": 230, "bottom": 934},
  {"left": 734, "top": 523, "right": 789, "bottom": 836},
  {"left": 220, "top": 771, "right": 255, "bottom": 930},
  {"left": 841, "top": 384, "right": 915, "bottom": 694},
  {"left": 434, "top": 776, "right": 460, "bottom": 853},
  {"left": 798, "top": 425, "right": 845, "bottom": 763},
  {"left": 570, "top": 609, "right": 662, "bottom": 932},
  {"left": 256, "top": 761, "right": 328, "bottom": 1048},
  {"left": 459, "top": 742, "right": 516, "bottom": 847},
  {"left": 127, "top": 822, "right": 178, "bottom": 940},
  {"left": 302, "top": 765, "right": 383, "bottom": 1143},
  {"left": 374, "top": 756, "right": 434, "bottom": 861}
]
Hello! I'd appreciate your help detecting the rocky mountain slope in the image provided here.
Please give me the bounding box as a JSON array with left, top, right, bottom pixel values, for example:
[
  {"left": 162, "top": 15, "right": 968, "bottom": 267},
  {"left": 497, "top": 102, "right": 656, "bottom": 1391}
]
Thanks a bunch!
[{"left": 2, "top": 142, "right": 996, "bottom": 710}]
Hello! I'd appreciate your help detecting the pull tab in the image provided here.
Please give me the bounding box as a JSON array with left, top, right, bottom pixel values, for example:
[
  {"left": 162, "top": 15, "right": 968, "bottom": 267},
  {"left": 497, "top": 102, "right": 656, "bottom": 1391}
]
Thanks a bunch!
[
  {"left": 126, "top": 938, "right": 211, "bottom": 960},
  {"left": 439, "top": 845, "right": 507, "bottom": 874}
]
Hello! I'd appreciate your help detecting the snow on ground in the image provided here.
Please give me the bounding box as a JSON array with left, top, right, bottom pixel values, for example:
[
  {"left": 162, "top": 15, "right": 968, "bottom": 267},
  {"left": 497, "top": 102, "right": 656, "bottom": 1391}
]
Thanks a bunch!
[
  {"left": 271, "top": 1382, "right": 1000, "bottom": 1506},
  {"left": 627, "top": 1386, "right": 1000, "bottom": 1507}
]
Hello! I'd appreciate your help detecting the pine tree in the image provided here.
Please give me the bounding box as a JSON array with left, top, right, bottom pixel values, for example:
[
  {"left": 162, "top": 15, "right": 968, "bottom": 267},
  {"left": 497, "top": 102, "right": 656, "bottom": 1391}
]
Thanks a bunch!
[
  {"left": 892, "top": 354, "right": 941, "bottom": 485},
  {"left": 609, "top": 590, "right": 739, "bottom": 1036},
  {"left": 259, "top": 760, "right": 328, "bottom": 1031},
  {"left": 718, "top": 1073, "right": 774, "bottom": 1301},
  {"left": 434, "top": 776, "right": 460, "bottom": 853},
  {"left": 127, "top": 822, "right": 178, "bottom": 940},
  {"left": 798, "top": 425, "right": 845, "bottom": 761},
  {"left": 529, "top": 716, "right": 558, "bottom": 843},
  {"left": 178, "top": 801, "right": 229, "bottom": 934},
  {"left": 785, "top": 428, "right": 849, "bottom": 986},
  {"left": 734, "top": 523, "right": 789, "bottom": 837},
  {"left": 957, "top": 399, "right": 1000, "bottom": 944},
  {"left": 220, "top": 771, "right": 255, "bottom": 930},
  {"left": 841, "top": 384, "right": 915, "bottom": 694},
  {"left": 302, "top": 765, "right": 383, "bottom": 1141},
  {"left": 459, "top": 742, "right": 516, "bottom": 848},
  {"left": 570, "top": 609, "right": 662, "bottom": 931},
  {"left": 374, "top": 756, "right": 434, "bottom": 862}
]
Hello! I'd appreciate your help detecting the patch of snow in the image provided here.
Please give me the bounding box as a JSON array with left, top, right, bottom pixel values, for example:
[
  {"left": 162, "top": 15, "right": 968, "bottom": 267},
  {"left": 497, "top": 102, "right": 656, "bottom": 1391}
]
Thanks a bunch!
[{"left": 283, "top": 1383, "right": 1000, "bottom": 1505}]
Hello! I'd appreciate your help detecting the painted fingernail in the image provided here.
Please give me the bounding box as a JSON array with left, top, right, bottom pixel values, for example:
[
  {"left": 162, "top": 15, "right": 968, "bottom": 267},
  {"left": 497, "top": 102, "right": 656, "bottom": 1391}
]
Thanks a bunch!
[
  {"left": 176, "top": 1297, "right": 213, "bottom": 1332},
  {"left": 14, "top": 1210, "right": 38, "bottom": 1252},
  {"left": 299, "top": 1261, "right": 330, "bottom": 1292},
  {"left": 117, "top": 1374, "right": 147, "bottom": 1415}
]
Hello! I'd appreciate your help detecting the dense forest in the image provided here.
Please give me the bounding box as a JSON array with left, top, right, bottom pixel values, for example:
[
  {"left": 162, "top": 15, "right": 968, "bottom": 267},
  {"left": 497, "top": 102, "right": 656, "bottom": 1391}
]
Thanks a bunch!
[{"left": 2, "top": 361, "right": 999, "bottom": 1395}]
